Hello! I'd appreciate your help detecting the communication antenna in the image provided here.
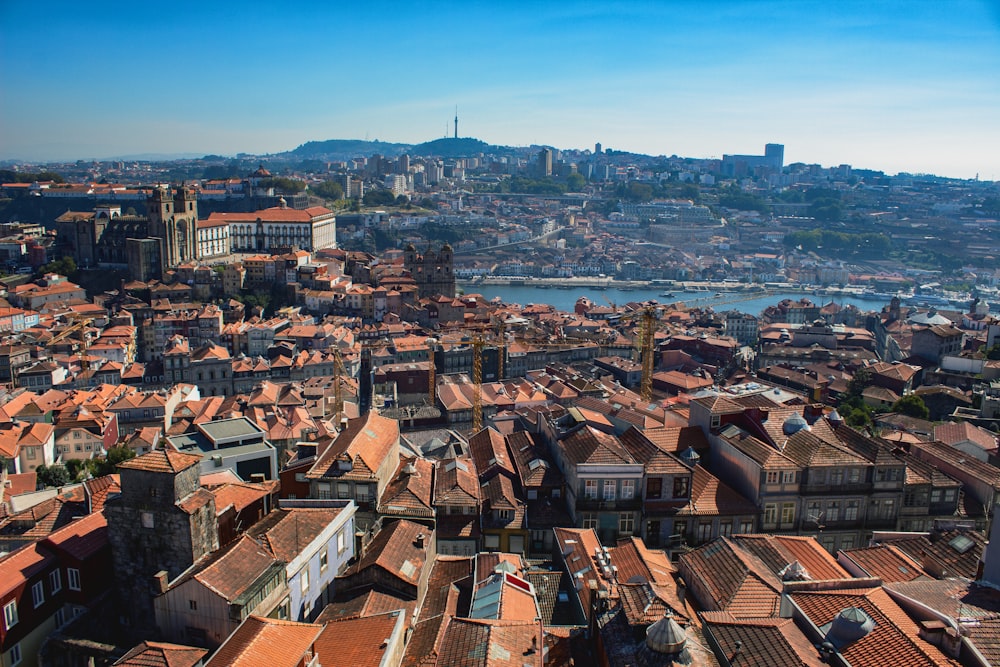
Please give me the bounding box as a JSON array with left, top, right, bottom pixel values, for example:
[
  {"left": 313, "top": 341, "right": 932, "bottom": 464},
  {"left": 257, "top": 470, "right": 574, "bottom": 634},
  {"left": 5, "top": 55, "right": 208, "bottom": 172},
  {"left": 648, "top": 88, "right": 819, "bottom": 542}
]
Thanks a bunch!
[{"left": 454, "top": 105, "right": 458, "bottom": 139}]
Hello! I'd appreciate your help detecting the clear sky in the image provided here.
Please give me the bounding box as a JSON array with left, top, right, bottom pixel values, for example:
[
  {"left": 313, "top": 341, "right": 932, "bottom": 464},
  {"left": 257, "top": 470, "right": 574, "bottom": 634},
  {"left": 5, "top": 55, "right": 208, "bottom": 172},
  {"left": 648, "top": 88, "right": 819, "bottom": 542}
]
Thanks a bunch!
[{"left": 2, "top": 1, "right": 998, "bottom": 179}]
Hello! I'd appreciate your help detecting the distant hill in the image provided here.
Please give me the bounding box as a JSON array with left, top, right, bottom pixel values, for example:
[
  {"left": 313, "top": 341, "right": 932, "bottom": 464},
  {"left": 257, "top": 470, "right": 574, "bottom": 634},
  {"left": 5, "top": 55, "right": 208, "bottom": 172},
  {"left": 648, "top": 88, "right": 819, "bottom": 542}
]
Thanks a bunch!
[
  {"left": 289, "top": 139, "right": 413, "bottom": 159},
  {"left": 287, "top": 137, "right": 502, "bottom": 160},
  {"left": 411, "top": 137, "right": 496, "bottom": 157}
]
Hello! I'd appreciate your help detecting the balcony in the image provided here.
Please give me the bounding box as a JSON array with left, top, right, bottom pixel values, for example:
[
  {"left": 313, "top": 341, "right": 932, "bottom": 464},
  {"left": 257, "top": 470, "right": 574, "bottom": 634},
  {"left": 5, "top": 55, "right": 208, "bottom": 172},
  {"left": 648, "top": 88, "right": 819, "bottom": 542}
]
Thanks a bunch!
[
  {"left": 576, "top": 497, "right": 642, "bottom": 512},
  {"left": 800, "top": 483, "right": 872, "bottom": 496}
]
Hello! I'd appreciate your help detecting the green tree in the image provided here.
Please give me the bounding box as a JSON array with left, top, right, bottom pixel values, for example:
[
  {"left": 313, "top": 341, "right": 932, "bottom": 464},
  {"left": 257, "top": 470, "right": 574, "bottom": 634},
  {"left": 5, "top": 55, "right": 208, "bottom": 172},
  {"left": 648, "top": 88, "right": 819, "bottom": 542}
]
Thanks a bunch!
[
  {"left": 36, "top": 464, "right": 70, "bottom": 488},
  {"left": 87, "top": 445, "right": 136, "bottom": 477},
  {"left": 891, "top": 394, "right": 930, "bottom": 419},
  {"left": 38, "top": 256, "right": 78, "bottom": 279},
  {"left": 845, "top": 368, "right": 872, "bottom": 398},
  {"left": 566, "top": 172, "right": 586, "bottom": 191},
  {"left": 310, "top": 180, "right": 344, "bottom": 200},
  {"left": 260, "top": 177, "right": 306, "bottom": 194},
  {"left": 363, "top": 189, "right": 397, "bottom": 206}
]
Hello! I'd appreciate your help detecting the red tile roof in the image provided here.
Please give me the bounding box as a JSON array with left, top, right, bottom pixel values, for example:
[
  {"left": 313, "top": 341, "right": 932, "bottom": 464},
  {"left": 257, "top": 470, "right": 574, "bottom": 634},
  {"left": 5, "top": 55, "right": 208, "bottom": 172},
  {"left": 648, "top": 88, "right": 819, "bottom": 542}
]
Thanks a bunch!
[
  {"left": 205, "top": 616, "right": 322, "bottom": 667},
  {"left": 118, "top": 449, "right": 202, "bottom": 474},
  {"left": 314, "top": 611, "right": 405, "bottom": 667},
  {"left": 789, "top": 585, "right": 960, "bottom": 667},
  {"left": 112, "top": 641, "right": 208, "bottom": 667}
]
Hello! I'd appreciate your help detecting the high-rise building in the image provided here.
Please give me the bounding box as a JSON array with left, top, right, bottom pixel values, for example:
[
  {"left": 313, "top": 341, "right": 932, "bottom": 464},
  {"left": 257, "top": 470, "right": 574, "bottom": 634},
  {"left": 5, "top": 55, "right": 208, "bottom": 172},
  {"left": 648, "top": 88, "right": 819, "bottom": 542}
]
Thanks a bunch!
[
  {"left": 764, "top": 143, "right": 784, "bottom": 170},
  {"left": 537, "top": 148, "right": 553, "bottom": 177}
]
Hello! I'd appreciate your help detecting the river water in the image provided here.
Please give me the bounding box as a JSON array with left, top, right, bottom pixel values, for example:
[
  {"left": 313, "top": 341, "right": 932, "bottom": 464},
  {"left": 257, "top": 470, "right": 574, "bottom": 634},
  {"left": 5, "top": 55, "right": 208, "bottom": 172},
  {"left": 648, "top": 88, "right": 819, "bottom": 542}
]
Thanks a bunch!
[{"left": 458, "top": 283, "right": 894, "bottom": 316}]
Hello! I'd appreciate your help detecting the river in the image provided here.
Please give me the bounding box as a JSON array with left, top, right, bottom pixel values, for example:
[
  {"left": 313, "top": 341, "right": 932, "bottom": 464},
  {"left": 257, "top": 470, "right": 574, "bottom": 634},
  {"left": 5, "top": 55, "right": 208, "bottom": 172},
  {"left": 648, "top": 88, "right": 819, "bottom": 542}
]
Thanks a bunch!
[{"left": 457, "top": 282, "right": 896, "bottom": 316}]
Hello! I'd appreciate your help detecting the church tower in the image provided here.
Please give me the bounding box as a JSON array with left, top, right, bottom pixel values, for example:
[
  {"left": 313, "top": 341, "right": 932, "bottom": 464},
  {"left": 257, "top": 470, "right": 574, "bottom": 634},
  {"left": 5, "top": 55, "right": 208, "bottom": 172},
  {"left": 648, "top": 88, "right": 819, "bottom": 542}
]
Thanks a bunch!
[{"left": 146, "top": 184, "right": 199, "bottom": 272}]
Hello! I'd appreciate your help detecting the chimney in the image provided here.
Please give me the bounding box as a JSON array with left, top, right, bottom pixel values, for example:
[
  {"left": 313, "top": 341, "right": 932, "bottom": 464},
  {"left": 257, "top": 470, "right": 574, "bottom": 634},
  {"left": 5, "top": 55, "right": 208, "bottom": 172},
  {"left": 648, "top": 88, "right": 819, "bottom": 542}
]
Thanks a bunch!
[
  {"left": 804, "top": 404, "right": 824, "bottom": 424},
  {"left": 154, "top": 570, "right": 169, "bottom": 594}
]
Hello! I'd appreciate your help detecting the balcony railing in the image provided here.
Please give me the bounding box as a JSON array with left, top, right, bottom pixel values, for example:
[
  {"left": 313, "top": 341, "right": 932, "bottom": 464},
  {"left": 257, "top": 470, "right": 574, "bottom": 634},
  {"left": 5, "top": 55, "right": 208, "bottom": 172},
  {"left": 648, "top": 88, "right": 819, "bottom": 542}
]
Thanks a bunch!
[
  {"left": 800, "top": 483, "right": 872, "bottom": 495},
  {"left": 576, "top": 497, "right": 642, "bottom": 512}
]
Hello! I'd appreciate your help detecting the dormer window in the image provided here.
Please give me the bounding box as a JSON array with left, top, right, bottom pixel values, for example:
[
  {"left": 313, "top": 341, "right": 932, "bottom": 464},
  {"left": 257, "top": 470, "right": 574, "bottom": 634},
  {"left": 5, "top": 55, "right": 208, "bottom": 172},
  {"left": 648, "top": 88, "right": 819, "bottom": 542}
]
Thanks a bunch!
[{"left": 673, "top": 476, "right": 690, "bottom": 499}]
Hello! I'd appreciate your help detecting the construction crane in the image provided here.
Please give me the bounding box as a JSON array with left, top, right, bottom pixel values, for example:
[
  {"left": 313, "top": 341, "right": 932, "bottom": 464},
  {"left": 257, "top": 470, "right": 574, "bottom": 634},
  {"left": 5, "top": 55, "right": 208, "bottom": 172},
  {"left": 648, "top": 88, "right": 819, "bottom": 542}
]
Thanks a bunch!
[
  {"left": 332, "top": 348, "right": 347, "bottom": 422},
  {"left": 472, "top": 335, "right": 484, "bottom": 432},
  {"left": 639, "top": 306, "right": 656, "bottom": 402},
  {"left": 46, "top": 317, "right": 94, "bottom": 370},
  {"left": 426, "top": 338, "right": 437, "bottom": 407}
]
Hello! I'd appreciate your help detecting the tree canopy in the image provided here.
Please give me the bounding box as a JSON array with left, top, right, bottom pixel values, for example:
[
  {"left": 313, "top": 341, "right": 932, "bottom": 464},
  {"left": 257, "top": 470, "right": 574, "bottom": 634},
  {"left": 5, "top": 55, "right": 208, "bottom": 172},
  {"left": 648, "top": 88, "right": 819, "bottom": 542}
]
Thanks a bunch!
[{"left": 891, "top": 394, "right": 930, "bottom": 419}]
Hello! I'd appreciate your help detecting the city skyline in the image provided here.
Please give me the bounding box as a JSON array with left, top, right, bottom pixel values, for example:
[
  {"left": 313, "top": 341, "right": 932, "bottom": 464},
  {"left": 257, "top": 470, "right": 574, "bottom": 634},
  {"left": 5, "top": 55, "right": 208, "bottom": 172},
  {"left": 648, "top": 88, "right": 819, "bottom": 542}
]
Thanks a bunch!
[{"left": 1, "top": 1, "right": 999, "bottom": 179}]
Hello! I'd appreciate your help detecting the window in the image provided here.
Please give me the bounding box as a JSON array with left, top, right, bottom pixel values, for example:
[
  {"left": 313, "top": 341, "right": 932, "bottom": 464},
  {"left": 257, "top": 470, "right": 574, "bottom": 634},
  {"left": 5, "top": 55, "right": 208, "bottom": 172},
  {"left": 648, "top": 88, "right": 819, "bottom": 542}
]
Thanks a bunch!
[
  {"left": 845, "top": 500, "right": 859, "bottom": 521},
  {"left": 32, "top": 581, "right": 44, "bottom": 608},
  {"left": 674, "top": 520, "right": 688, "bottom": 537},
  {"left": 840, "top": 536, "right": 855, "bottom": 550},
  {"left": 646, "top": 478, "right": 662, "bottom": 499},
  {"left": 619, "top": 513, "right": 635, "bottom": 535},
  {"left": 355, "top": 485, "right": 370, "bottom": 503},
  {"left": 848, "top": 468, "right": 861, "bottom": 484},
  {"left": 337, "top": 482, "right": 350, "bottom": 499},
  {"left": 765, "top": 471, "right": 779, "bottom": 485},
  {"left": 830, "top": 469, "right": 844, "bottom": 485},
  {"left": 584, "top": 480, "right": 597, "bottom": 499},
  {"left": 582, "top": 513, "right": 598, "bottom": 529},
  {"left": 621, "top": 480, "right": 635, "bottom": 500},
  {"left": 877, "top": 498, "right": 896, "bottom": 519},
  {"left": 142, "top": 512, "right": 155, "bottom": 529},
  {"left": 719, "top": 521, "right": 733, "bottom": 537},
  {"left": 826, "top": 501, "right": 840, "bottom": 522},
  {"left": 50, "top": 569, "right": 61, "bottom": 594},
  {"left": 189, "top": 600, "right": 198, "bottom": 610},
  {"left": 739, "top": 520, "right": 754, "bottom": 534},
  {"left": 698, "top": 522, "right": 713, "bottom": 542},
  {"left": 26, "top": 447, "right": 36, "bottom": 460},
  {"left": 316, "top": 483, "right": 332, "bottom": 500},
  {"left": 807, "top": 501, "right": 821, "bottom": 519},
  {"left": 337, "top": 530, "right": 346, "bottom": 554},
  {"left": 781, "top": 502, "right": 796, "bottom": 525},
  {"left": 68, "top": 568, "right": 81, "bottom": 591},
  {"left": 930, "top": 490, "right": 942, "bottom": 503},
  {"left": 763, "top": 504, "right": 778, "bottom": 526},
  {"left": 320, "top": 549, "right": 329, "bottom": 572},
  {"left": 484, "top": 534, "right": 500, "bottom": 549},
  {"left": 943, "top": 489, "right": 957, "bottom": 503},
  {"left": 782, "top": 470, "right": 796, "bottom": 484},
  {"left": 300, "top": 569, "right": 309, "bottom": 595},
  {"left": 9, "top": 643, "right": 20, "bottom": 667},
  {"left": 3, "top": 600, "right": 17, "bottom": 630},
  {"left": 673, "top": 476, "right": 689, "bottom": 498},
  {"left": 603, "top": 480, "right": 616, "bottom": 501}
]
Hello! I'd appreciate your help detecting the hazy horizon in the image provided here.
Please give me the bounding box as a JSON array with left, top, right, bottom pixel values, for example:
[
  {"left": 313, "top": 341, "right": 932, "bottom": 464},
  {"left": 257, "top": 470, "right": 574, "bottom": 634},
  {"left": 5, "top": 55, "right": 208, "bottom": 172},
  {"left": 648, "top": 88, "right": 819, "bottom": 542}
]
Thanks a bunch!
[{"left": 2, "top": 1, "right": 998, "bottom": 180}]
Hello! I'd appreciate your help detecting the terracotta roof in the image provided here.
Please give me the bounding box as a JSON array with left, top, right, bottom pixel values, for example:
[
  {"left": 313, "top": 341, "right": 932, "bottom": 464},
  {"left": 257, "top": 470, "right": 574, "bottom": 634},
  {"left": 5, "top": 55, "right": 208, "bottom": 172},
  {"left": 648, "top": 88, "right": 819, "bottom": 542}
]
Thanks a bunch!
[
  {"left": 677, "top": 537, "right": 783, "bottom": 618},
  {"left": 113, "top": 641, "right": 208, "bottom": 667},
  {"left": 316, "top": 587, "right": 415, "bottom": 623},
  {"left": 342, "top": 519, "right": 430, "bottom": 588},
  {"left": 43, "top": 510, "right": 108, "bottom": 561},
  {"left": 306, "top": 411, "right": 398, "bottom": 480},
  {"left": 433, "top": 458, "right": 480, "bottom": 507},
  {"left": 468, "top": 427, "right": 517, "bottom": 481},
  {"left": 119, "top": 449, "right": 202, "bottom": 474},
  {"left": 205, "top": 616, "right": 323, "bottom": 667},
  {"left": 187, "top": 534, "right": 279, "bottom": 602},
  {"left": 379, "top": 456, "right": 435, "bottom": 518},
  {"left": 435, "top": 617, "right": 544, "bottom": 667},
  {"left": 249, "top": 507, "right": 344, "bottom": 562},
  {"left": 700, "top": 613, "right": 826, "bottom": 667},
  {"left": 838, "top": 545, "right": 926, "bottom": 582},
  {"left": 789, "top": 585, "right": 960, "bottom": 667},
  {"left": 557, "top": 425, "right": 636, "bottom": 465},
  {"left": 608, "top": 536, "right": 675, "bottom": 586},
  {"left": 730, "top": 534, "right": 849, "bottom": 582},
  {"left": 314, "top": 611, "right": 405, "bottom": 667}
]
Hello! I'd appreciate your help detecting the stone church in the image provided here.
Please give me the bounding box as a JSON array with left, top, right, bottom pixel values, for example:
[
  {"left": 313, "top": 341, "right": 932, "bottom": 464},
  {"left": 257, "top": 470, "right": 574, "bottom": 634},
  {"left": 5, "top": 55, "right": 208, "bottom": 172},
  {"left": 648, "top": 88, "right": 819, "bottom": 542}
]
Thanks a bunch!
[{"left": 404, "top": 242, "right": 456, "bottom": 298}]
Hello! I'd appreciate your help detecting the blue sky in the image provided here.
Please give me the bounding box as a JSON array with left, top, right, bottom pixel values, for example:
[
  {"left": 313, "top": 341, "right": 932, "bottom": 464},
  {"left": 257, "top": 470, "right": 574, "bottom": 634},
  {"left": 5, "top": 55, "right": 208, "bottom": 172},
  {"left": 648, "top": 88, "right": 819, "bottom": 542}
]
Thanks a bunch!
[{"left": 2, "top": 1, "right": 998, "bottom": 178}]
